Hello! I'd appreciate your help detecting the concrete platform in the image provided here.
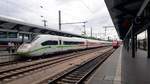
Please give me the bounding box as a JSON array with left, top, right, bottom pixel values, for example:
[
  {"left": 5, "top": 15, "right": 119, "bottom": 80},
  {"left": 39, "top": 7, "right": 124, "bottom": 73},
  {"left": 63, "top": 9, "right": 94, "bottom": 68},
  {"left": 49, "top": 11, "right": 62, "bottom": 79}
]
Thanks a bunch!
[
  {"left": 87, "top": 45, "right": 150, "bottom": 84},
  {"left": 0, "top": 51, "right": 17, "bottom": 63}
]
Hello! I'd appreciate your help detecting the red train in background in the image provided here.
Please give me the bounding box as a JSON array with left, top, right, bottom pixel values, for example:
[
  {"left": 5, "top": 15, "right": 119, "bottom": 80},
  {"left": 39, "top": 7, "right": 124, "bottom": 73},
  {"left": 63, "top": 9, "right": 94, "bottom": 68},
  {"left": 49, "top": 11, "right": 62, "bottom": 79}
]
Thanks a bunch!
[{"left": 112, "top": 40, "right": 121, "bottom": 48}]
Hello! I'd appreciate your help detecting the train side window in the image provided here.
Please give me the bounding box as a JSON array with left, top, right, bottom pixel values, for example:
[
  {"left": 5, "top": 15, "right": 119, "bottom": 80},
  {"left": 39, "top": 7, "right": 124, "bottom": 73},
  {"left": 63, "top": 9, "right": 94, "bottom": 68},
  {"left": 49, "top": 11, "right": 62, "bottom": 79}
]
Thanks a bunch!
[
  {"left": 41, "top": 40, "right": 58, "bottom": 46},
  {"left": 63, "top": 41, "right": 82, "bottom": 45}
]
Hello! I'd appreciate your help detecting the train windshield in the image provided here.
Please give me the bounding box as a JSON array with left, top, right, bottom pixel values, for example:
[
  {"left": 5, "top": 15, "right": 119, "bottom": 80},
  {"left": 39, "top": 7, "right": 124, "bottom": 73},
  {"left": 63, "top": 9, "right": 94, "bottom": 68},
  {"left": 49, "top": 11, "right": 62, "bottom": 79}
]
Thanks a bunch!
[{"left": 29, "top": 36, "right": 40, "bottom": 43}]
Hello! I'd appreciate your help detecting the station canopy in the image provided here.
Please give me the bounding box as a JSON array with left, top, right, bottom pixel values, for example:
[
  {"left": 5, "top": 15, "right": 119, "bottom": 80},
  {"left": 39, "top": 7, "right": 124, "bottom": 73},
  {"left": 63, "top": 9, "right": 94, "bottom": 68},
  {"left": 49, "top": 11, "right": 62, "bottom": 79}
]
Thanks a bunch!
[
  {"left": 105, "top": 0, "right": 149, "bottom": 39},
  {"left": 0, "top": 15, "right": 82, "bottom": 38}
]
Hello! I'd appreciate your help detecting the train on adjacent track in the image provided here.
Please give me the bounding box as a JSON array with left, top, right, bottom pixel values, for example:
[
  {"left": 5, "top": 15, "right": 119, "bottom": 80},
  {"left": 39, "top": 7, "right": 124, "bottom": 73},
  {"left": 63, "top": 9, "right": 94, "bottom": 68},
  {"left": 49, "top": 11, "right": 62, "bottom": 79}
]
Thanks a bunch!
[
  {"left": 112, "top": 40, "right": 120, "bottom": 48},
  {"left": 17, "top": 34, "right": 111, "bottom": 57}
]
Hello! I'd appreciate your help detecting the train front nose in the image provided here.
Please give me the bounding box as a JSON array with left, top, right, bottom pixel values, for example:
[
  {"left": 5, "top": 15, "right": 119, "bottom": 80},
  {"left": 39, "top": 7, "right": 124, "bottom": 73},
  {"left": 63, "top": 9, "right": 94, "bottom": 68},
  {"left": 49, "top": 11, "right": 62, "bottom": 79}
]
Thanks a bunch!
[{"left": 17, "top": 44, "right": 31, "bottom": 55}]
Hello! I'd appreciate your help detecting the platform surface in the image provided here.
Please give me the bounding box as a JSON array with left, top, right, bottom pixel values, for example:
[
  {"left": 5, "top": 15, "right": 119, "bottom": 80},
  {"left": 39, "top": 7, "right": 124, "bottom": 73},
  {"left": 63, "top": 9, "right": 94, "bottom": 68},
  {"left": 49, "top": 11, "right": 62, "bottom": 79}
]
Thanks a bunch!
[
  {"left": 87, "top": 46, "right": 150, "bottom": 84},
  {"left": 0, "top": 51, "right": 17, "bottom": 63}
]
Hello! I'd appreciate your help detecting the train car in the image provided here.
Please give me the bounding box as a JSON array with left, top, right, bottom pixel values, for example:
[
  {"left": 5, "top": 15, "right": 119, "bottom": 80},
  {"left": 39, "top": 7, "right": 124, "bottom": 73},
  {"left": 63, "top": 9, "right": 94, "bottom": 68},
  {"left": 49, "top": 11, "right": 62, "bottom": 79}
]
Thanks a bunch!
[
  {"left": 17, "top": 34, "right": 110, "bottom": 57},
  {"left": 112, "top": 40, "right": 119, "bottom": 49}
]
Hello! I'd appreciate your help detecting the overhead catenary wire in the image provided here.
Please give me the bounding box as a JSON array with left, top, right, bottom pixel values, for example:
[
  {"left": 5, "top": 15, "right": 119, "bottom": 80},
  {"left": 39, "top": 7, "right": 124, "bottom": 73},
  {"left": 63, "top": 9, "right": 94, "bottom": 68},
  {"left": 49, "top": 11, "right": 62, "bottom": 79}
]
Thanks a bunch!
[
  {"left": 79, "top": 0, "right": 94, "bottom": 14},
  {"left": 4, "top": 0, "right": 91, "bottom": 33}
]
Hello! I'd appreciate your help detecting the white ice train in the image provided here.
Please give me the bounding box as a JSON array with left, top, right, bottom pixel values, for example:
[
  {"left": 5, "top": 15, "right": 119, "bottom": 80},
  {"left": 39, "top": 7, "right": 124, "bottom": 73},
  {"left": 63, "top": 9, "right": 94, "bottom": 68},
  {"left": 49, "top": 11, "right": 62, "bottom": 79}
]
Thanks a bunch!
[{"left": 17, "top": 34, "right": 110, "bottom": 57}]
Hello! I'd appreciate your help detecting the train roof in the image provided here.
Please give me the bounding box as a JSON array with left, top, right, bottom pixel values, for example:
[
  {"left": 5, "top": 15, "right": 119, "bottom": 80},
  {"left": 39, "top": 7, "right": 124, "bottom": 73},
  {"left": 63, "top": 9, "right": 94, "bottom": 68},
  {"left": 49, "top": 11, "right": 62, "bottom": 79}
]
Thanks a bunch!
[
  {"left": 37, "top": 34, "right": 85, "bottom": 42},
  {"left": 36, "top": 34, "right": 112, "bottom": 43}
]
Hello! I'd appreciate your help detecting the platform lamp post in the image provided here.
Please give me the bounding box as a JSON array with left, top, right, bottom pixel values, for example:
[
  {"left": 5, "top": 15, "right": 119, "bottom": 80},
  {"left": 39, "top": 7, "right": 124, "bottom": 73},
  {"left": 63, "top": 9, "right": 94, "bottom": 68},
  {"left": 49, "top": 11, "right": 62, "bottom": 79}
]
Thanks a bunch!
[
  {"left": 40, "top": 5, "right": 47, "bottom": 27},
  {"left": 42, "top": 19, "right": 47, "bottom": 27},
  {"left": 41, "top": 15, "right": 47, "bottom": 27}
]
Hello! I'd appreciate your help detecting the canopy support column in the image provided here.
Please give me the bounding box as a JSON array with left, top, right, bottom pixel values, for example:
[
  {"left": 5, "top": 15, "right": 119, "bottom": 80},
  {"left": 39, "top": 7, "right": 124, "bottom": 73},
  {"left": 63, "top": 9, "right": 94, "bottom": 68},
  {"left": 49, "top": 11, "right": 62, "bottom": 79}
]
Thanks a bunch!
[
  {"left": 131, "top": 27, "right": 135, "bottom": 58},
  {"left": 147, "top": 28, "right": 150, "bottom": 58}
]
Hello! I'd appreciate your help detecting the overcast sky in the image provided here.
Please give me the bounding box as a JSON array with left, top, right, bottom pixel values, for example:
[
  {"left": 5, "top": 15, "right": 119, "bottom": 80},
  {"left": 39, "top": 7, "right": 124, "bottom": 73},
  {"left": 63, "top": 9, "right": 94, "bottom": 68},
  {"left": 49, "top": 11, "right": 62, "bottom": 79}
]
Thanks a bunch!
[{"left": 0, "top": 0, "right": 119, "bottom": 40}]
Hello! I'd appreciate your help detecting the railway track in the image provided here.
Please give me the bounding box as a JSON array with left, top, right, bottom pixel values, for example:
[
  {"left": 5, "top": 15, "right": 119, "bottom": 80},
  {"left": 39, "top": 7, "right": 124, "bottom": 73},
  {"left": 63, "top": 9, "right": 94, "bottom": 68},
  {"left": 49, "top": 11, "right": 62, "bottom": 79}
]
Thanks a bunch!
[
  {"left": 0, "top": 50, "right": 85, "bottom": 67},
  {"left": 42, "top": 48, "right": 114, "bottom": 84},
  {"left": 0, "top": 46, "right": 105, "bottom": 67},
  {"left": 0, "top": 47, "right": 109, "bottom": 83}
]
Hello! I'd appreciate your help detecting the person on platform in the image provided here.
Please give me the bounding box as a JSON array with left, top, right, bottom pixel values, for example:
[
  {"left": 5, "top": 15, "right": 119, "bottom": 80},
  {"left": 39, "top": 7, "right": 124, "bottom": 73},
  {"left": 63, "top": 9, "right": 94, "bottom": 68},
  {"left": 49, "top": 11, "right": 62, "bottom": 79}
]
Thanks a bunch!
[
  {"left": 8, "top": 42, "right": 12, "bottom": 54},
  {"left": 11, "top": 42, "right": 15, "bottom": 53}
]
